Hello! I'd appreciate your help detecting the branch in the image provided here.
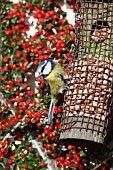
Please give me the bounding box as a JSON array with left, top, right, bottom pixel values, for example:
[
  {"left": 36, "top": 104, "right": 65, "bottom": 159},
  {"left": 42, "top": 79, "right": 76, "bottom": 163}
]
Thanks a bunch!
[
  {"left": 0, "top": 162, "right": 5, "bottom": 169},
  {"left": 92, "top": 155, "right": 113, "bottom": 170},
  {"left": 32, "top": 140, "right": 58, "bottom": 170},
  {"left": 0, "top": 92, "right": 16, "bottom": 115}
]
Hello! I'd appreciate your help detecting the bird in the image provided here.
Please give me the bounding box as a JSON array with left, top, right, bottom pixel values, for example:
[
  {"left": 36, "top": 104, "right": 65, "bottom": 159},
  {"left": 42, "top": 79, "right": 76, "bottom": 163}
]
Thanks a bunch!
[{"left": 35, "top": 60, "right": 66, "bottom": 124}]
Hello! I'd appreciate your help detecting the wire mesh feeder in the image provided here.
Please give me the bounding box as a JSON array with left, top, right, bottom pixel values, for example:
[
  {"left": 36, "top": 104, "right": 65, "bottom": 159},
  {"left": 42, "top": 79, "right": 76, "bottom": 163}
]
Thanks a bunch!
[{"left": 60, "top": 0, "right": 113, "bottom": 147}]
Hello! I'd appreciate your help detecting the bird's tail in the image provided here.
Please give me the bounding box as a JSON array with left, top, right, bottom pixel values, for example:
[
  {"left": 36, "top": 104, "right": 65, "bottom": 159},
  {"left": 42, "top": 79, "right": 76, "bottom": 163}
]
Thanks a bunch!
[{"left": 47, "top": 100, "right": 55, "bottom": 124}]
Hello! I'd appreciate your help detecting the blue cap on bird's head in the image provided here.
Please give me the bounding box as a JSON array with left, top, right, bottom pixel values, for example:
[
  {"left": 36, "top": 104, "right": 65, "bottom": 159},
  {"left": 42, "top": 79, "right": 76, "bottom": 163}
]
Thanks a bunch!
[{"left": 35, "top": 60, "right": 56, "bottom": 78}]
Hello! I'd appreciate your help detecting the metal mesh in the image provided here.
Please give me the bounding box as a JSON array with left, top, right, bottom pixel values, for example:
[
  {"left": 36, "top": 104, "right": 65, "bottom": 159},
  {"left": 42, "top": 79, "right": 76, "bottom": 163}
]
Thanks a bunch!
[{"left": 60, "top": 0, "right": 113, "bottom": 145}]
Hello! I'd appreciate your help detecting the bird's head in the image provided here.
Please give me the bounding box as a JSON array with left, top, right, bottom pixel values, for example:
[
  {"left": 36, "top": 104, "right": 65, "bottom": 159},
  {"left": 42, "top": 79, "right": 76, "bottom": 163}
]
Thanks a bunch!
[{"left": 35, "top": 60, "right": 56, "bottom": 78}]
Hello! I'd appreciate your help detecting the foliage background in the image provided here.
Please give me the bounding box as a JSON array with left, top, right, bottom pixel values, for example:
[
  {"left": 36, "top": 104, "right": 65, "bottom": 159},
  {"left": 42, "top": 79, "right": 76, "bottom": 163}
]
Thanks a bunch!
[{"left": 0, "top": 0, "right": 112, "bottom": 169}]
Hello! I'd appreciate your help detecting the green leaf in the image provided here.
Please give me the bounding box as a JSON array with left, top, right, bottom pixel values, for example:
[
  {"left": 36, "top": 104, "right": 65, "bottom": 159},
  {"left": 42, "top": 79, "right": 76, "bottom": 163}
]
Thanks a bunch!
[
  {"left": 5, "top": 20, "right": 10, "bottom": 27},
  {"left": 32, "top": 0, "right": 40, "bottom": 5},
  {"left": 39, "top": 21, "right": 45, "bottom": 25},
  {"left": 0, "top": 165, "right": 5, "bottom": 170},
  {"left": 79, "top": 150, "right": 86, "bottom": 157},
  {"left": 70, "top": 31, "right": 75, "bottom": 36},
  {"left": 39, "top": 168, "right": 47, "bottom": 170},
  {"left": 3, "top": 157, "right": 8, "bottom": 164},
  {"left": 43, "top": 135, "right": 48, "bottom": 143},
  {"left": 31, "top": 118, "right": 36, "bottom": 123}
]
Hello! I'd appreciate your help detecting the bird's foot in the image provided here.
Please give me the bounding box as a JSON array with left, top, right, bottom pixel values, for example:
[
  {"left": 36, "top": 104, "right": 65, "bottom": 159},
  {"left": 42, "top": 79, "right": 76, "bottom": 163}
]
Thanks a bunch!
[{"left": 59, "top": 86, "right": 67, "bottom": 93}]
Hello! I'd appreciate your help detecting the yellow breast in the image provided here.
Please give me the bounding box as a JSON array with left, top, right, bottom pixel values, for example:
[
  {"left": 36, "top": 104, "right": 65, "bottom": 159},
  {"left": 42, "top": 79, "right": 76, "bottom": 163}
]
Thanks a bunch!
[{"left": 45, "top": 63, "right": 65, "bottom": 100}]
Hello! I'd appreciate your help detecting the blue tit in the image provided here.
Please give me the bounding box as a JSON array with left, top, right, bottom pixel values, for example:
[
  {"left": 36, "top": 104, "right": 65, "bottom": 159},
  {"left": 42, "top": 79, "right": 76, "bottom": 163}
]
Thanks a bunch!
[{"left": 35, "top": 60, "right": 66, "bottom": 124}]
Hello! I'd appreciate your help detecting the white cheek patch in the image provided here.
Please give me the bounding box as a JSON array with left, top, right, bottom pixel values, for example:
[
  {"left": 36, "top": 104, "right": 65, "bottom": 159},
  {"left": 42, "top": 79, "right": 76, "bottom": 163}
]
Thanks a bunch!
[
  {"left": 35, "top": 71, "right": 40, "bottom": 78},
  {"left": 43, "top": 62, "right": 52, "bottom": 75}
]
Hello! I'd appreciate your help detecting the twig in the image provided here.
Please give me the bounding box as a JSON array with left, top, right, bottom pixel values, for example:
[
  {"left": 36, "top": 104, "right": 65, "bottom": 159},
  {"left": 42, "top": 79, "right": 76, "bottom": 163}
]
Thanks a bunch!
[
  {"left": 32, "top": 139, "right": 58, "bottom": 170},
  {"left": 0, "top": 92, "right": 16, "bottom": 116},
  {"left": 32, "top": 140, "right": 46, "bottom": 160},
  {"left": 0, "top": 162, "right": 5, "bottom": 168},
  {"left": 92, "top": 155, "right": 113, "bottom": 170},
  {"left": 27, "top": 61, "right": 34, "bottom": 69}
]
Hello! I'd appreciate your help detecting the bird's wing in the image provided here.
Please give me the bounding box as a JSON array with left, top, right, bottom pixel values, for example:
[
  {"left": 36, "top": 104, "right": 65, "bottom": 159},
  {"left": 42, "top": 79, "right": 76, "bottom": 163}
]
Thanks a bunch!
[
  {"left": 58, "top": 73, "right": 67, "bottom": 92},
  {"left": 45, "top": 80, "right": 50, "bottom": 93},
  {"left": 47, "top": 99, "right": 55, "bottom": 124}
]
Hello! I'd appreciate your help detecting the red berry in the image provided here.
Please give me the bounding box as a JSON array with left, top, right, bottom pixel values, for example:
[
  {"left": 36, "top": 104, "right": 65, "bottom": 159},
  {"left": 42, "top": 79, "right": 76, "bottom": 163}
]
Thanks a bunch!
[
  {"left": 63, "top": 160, "right": 70, "bottom": 166},
  {"left": 59, "top": 156, "right": 65, "bottom": 162},
  {"left": 40, "top": 162, "right": 46, "bottom": 167},
  {"left": 52, "top": 153, "right": 57, "bottom": 158},
  {"left": 36, "top": 117, "right": 40, "bottom": 122},
  {"left": 47, "top": 125, "right": 53, "bottom": 131},
  {"left": 16, "top": 78, "right": 22, "bottom": 83},
  {"left": 74, "top": 161, "right": 79, "bottom": 166},
  {"left": 39, "top": 55, "right": 44, "bottom": 61},
  {"left": 19, "top": 11, "right": 25, "bottom": 17},
  {"left": 17, "top": 137, "right": 22, "bottom": 141},
  {"left": 1, "top": 148, "right": 5, "bottom": 153},
  {"left": 9, "top": 64, "right": 16, "bottom": 70},
  {"left": 5, "top": 122, "right": 10, "bottom": 128},
  {"left": 4, "top": 103, "right": 9, "bottom": 109},
  {"left": 77, "top": 20, "right": 81, "bottom": 26},
  {"left": 5, "top": 27, "right": 12, "bottom": 35},
  {"left": 24, "top": 119, "right": 30, "bottom": 124},
  {"left": 2, "top": 66, "right": 8, "bottom": 72},
  {"left": 64, "top": 30, "right": 69, "bottom": 34},
  {"left": 70, "top": 5, "right": 76, "bottom": 9},
  {"left": 3, "top": 57, "right": 9, "bottom": 63},
  {"left": 67, "top": 145, "right": 75, "bottom": 150},
  {"left": 68, "top": 24, "right": 74, "bottom": 30},
  {"left": 25, "top": 2, "right": 32, "bottom": 9},
  {"left": 52, "top": 15, "right": 57, "bottom": 20},
  {"left": 78, "top": 164, "right": 84, "bottom": 170},
  {"left": 48, "top": 133, "right": 53, "bottom": 138},
  {"left": 45, "top": 144, "right": 50, "bottom": 150},
  {"left": 10, "top": 41, "right": 16, "bottom": 45},
  {"left": 38, "top": 134, "right": 42, "bottom": 139},
  {"left": 11, "top": 97, "right": 16, "bottom": 102},
  {"left": 23, "top": 82, "right": 28, "bottom": 88},
  {"left": 34, "top": 48, "right": 39, "bottom": 54},
  {"left": 0, "top": 124, "right": 3, "bottom": 130},
  {"left": 34, "top": 60, "right": 39, "bottom": 65},
  {"left": 13, "top": 25, "right": 19, "bottom": 31},
  {"left": 51, "top": 145, "right": 56, "bottom": 151},
  {"left": 28, "top": 146, "right": 32, "bottom": 151},
  {"left": 101, "top": 166, "right": 106, "bottom": 170},
  {"left": 18, "top": 96, "right": 24, "bottom": 102},
  {"left": 1, "top": 77, "right": 6, "bottom": 81},
  {"left": 44, "top": 55, "right": 49, "bottom": 60},
  {"left": 78, "top": 146, "right": 82, "bottom": 150},
  {"left": 55, "top": 119, "right": 60, "bottom": 124},
  {"left": 14, "top": 3, "right": 22, "bottom": 8},
  {"left": 8, "top": 81, "right": 14, "bottom": 89},
  {"left": 20, "top": 17, "right": 26, "bottom": 23},
  {"left": 20, "top": 152, "right": 25, "bottom": 157},
  {"left": 44, "top": 129, "right": 49, "bottom": 135},
  {"left": 23, "top": 164, "right": 28, "bottom": 169},
  {"left": 64, "top": 67, "right": 69, "bottom": 72},
  {"left": 8, "top": 159, "right": 13, "bottom": 164},
  {"left": 69, "top": 35, "right": 75, "bottom": 41},
  {"left": 37, "top": 29, "right": 43, "bottom": 35},
  {"left": 15, "top": 50, "right": 21, "bottom": 58},
  {"left": 28, "top": 113, "right": 33, "bottom": 119},
  {"left": 26, "top": 47, "right": 31, "bottom": 53}
]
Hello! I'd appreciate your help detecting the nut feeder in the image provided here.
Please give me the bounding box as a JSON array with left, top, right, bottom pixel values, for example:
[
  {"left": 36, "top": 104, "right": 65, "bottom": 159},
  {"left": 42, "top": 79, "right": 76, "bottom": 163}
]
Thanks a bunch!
[{"left": 60, "top": 0, "right": 113, "bottom": 148}]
